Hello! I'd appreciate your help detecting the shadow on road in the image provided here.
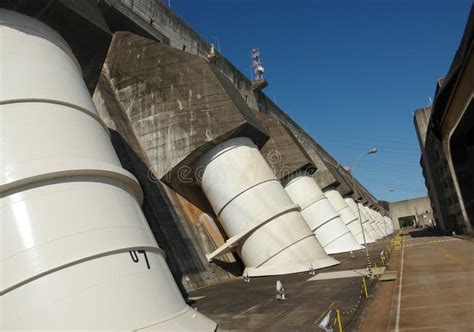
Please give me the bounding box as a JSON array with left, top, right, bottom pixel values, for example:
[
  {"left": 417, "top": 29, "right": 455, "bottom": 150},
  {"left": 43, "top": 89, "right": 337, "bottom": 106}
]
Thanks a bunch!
[{"left": 407, "top": 227, "right": 445, "bottom": 238}]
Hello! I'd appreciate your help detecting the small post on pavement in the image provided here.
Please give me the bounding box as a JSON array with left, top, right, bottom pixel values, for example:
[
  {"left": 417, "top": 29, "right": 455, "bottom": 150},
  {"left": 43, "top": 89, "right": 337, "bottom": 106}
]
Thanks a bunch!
[
  {"left": 336, "top": 309, "right": 343, "bottom": 332},
  {"left": 362, "top": 276, "right": 368, "bottom": 298}
]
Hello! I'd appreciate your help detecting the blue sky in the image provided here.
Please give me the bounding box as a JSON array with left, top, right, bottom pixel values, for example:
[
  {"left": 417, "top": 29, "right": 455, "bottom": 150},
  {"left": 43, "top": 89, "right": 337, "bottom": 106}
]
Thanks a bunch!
[{"left": 171, "top": 0, "right": 472, "bottom": 201}]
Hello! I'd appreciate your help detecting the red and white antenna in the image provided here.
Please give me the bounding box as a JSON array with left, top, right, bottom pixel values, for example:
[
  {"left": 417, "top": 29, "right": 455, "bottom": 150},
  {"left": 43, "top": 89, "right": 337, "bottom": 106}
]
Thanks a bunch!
[{"left": 252, "top": 48, "right": 265, "bottom": 80}]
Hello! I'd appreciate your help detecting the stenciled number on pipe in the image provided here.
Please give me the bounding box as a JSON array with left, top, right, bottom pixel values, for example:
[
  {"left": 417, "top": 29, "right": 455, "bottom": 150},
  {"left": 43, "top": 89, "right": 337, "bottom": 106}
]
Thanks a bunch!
[{"left": 129, "top": 250, "right": 151, "bottom": 269}]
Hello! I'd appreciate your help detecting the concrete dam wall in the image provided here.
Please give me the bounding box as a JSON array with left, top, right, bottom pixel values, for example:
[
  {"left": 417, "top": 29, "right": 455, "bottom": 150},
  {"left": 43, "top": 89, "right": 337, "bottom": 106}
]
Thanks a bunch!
[
  {"left": 92, "top": 30, "right": 386, "bottom": 291},
  {"left": 2, "top": 0, "right": 393, "bottom": 300}
]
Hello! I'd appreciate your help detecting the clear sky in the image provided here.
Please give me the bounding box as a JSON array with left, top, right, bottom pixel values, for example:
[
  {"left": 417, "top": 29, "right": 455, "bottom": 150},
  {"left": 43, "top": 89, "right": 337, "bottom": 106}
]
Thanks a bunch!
[{"left": 170, "top": 0, "right": 472, "bottom": 202}]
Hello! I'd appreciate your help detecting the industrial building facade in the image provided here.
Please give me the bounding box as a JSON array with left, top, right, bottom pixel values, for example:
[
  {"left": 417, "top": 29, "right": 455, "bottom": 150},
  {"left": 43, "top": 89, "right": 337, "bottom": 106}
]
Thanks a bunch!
[{"left": 414, "top": 5, "right": 474, "bottom": 235}]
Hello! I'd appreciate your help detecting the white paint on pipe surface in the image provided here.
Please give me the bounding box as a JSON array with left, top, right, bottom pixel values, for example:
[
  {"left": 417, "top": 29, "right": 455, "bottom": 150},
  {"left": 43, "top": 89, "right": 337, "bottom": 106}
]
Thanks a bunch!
[
  {"left": 368, "top": 208, "right": 387, "bottom": 237},
  {"left": 358, "top": 203, "right": 382, "bottom": 240},
  {"left": 375, "top": 211, "right": 389, "bottom": 236},
  {"left": 284, "top": 174, "right": 362, "bottom": 254},
  {"left": 375, "top": 211, "right": 390, "bottom": 236},
  {"left": 384, "top": 213, "right": 394, "bottom": 234},
  {"left": 0, "top": 9, "right": 215, "bottom": 330},
  {"left": 344, "top": 197, "right": 376, "bottom": 244},
  {"left": 363, "top": 206, "right": 384, "bottom": 239},
  {"left": 324, "top": 189, "right": 370, "bottom": 247},
  {"left": 197, "top": 137, "right": 339, "bottom": 276},
  {"left": 384, "top": 216, "right": 394, "bottom": 234}
]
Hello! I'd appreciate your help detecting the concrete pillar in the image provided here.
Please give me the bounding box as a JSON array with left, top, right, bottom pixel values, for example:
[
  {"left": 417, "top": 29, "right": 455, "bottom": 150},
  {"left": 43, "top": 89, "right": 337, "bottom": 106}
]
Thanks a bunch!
[
  {"left": 344, "top": 198, "right": 376, "bottom": 244},
  {"left": 197, "top": 137, "right": 339, "bottom": 276},
  {"left": 0, "top": 9, "right": 216, "bottom": 330},
  {"left": 324, "top": 188, "right": 369, "bottom": 246},
  {"left": 284, "top": 173, "right": 362, "bottom": 254}
]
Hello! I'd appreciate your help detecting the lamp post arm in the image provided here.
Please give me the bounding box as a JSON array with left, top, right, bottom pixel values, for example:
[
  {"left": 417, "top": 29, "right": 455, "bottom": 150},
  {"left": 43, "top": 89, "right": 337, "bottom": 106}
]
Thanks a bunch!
[{"left": 350, "top": 152, "right": 371, "bottom": 258}]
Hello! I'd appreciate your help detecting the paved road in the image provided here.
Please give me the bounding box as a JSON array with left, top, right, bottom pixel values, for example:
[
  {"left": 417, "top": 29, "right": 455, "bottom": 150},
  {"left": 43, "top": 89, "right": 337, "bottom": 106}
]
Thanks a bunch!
[
  {"left": 187, "top": 238, "right": 392, "bottom": 331},
  {"left": 362, "top": 228, "right": 474, "bottom": 331}
]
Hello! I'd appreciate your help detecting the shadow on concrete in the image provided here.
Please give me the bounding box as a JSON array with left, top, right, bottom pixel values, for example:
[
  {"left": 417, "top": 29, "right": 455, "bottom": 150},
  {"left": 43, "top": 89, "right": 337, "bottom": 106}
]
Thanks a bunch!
[
  {"left": 407, "top": 228, "right": 445, "bottom": 238},
  {"left": 212, "top": 259, "right": 244, "bottom": 277},
  {"left": 108, "top": 129, "right": 245, "bottom": 292},
  {"left": 95, "top": 71, "right": 243, "bottom": 291},
  {"left": 109, "top": 130, "right": 201, "bottom": 297}
]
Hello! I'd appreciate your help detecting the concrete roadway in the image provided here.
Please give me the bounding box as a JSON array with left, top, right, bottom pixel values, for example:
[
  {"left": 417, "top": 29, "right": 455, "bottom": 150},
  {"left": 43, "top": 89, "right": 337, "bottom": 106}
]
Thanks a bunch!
[
  {"left": 360, "top": 228, "right": 474, "bottom": 331},
  {"left": 187, "top": 238, "right": 392, "bottom": 331}
]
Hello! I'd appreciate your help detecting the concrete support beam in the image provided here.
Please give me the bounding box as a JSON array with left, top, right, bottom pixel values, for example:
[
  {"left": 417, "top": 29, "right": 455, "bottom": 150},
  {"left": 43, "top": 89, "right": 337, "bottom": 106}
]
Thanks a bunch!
[
  {"left": 255, "top": 112, "right": 314, "bottom": 180},
  {"left": 93, "top": 31, "right": 271, "bottom": 289},
  {"left": 99, "top": 32, "right": 268, "bottom": 186}
]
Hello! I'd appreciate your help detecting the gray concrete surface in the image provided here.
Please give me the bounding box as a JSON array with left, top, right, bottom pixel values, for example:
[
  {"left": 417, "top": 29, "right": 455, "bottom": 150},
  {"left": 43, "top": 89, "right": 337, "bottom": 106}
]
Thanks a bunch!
[
  {"left": 414, "top": 107, "right": 431, "bottom": 149},
  {"left": 255, "top": 112, "right": 314, "bottom": 180},
  {"left": 389, "top": 197, "right": 434, "bottom": 229},
  {"left": 413, "top": 6, "right": 474, "bottom": 235},
  {"left": 188, "top": 239, "right": 393, "bottom": 331},
  {"left": 389, "top": 229, "right": 474, "bottom": 331}
]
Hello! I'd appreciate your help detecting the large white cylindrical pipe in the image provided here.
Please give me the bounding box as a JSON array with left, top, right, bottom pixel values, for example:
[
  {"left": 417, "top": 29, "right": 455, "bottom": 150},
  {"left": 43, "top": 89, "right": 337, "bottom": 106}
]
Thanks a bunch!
[
  {"left": 358, "top": 203, "right": 382, "bottom": 240},
  {"left": 375, "top": 211, "right": 389, "bottom": 236},
  {"left": 197, "top": 137, "right": 339, "bottom": 276},
  {"left": 364, "top": 207, "right": 384, "bottom": 239},
  {"left": 0, "top": 10, "right": 215, "bottom": 330},
  {"left": 363, "top": 206, "right": 384, "bottom": 239},
  {"left": 384, "top": 216, "right": 394, "bottom": 234},
  {"left": 323, "top": 188, "right": 368, "bottom": 247},
  {"left": 383, "top": 213, "right": 393, "bottom": 234},
  {"left": 284, "top": 173, "right": 362, "bottom": 254},
  {"left": 344, "top": 197, "right": 376, "bottom": 244},
  {"left": 368, "top": 209, "right": 387, "bottom": 237},
  {"left": 380, "top": 213, "right": 392, "bottom": 235}
]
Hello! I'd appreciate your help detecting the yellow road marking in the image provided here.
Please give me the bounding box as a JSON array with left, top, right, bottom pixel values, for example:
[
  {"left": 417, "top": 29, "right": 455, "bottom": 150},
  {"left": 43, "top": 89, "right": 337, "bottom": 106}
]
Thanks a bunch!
[{"left": 431, "top": 243, "right": 466, "bottom": 266}]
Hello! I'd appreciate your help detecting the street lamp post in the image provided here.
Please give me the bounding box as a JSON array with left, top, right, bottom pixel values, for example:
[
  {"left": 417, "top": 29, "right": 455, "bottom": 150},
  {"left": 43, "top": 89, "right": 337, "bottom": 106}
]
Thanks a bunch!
[{"left": 350, "top": 148, "right": 377, "bottom": 261}]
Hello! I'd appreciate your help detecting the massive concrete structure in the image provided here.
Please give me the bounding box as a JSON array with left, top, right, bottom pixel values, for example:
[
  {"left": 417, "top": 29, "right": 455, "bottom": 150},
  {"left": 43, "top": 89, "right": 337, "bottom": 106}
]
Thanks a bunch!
[
  {"left": 389, "top": 197, "right": 434, "bottom": 229},
  {"left": 414, "top": 5, "right": 473, "bottom": 235},
  {"left": 2, "top": 0, "right": 390, "bottom": 303}
]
